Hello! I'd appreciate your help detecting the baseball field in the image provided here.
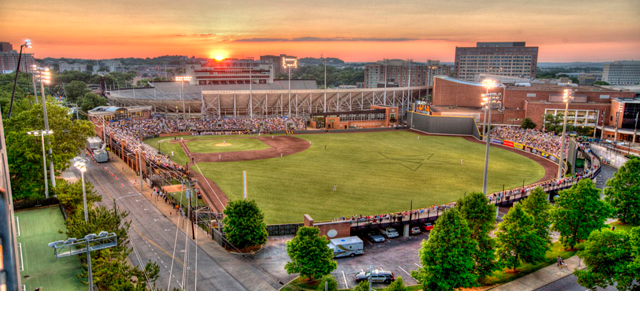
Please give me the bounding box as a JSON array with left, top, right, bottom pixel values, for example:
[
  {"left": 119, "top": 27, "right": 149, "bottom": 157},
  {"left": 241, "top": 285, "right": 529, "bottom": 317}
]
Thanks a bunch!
[{"left": 145, "top": 130, "right": 547, "bottom": 224}]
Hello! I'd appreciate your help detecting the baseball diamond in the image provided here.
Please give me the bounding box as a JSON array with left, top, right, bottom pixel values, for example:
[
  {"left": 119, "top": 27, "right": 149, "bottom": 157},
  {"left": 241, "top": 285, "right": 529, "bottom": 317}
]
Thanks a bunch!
[{"left": 145, "top": 130, "right": 550, "bottom": 224}]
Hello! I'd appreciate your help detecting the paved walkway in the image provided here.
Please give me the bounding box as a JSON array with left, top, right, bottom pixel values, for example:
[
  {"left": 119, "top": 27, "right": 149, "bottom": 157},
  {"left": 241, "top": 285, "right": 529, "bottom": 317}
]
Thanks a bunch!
[{"left": 490, "top": 256, "right": 585, "bottom": 291}]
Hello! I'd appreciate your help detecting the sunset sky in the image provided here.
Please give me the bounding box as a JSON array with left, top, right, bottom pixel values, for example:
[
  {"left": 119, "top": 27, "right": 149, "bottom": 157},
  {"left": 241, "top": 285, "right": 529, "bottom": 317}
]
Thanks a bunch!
[{"left": 1, "top": 0, "right": 639, "bottom": 62}]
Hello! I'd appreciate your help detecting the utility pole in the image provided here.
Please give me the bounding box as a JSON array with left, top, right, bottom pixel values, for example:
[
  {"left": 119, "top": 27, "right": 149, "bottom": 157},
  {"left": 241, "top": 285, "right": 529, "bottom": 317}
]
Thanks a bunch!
[
  {"left": 368, "top": 264, "right": 373, "bottom": 291},
  {"left": 323, "top": 54, "right": 327, "bottom": 113},
  {"left": 557, "top": 89, "right": 574, "bottom": 179}
]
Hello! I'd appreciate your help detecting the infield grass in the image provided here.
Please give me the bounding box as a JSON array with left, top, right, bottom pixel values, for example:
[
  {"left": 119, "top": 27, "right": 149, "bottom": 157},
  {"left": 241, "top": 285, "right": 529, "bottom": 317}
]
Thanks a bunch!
[{"left": 192, "top": 131, "right": 545, "bottom": 224}]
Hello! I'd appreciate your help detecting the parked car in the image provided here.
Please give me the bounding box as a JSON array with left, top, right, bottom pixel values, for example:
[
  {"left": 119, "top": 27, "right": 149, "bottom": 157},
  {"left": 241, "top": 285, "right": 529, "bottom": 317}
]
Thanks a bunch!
[
  {"left": 355, "top": 269, "right": 396, "bottom": 284},
  {"left": 410, "top": 226, "right": 422, "bottom": 235},
  {"left": 366, "top": 232, "right": 385, "bottom": 243},
  {"left": 378, "top": 227, "right": 399, "bottom": 238},
  {"left": 423, "top": 224, "right": 434, "bottom": 232}
]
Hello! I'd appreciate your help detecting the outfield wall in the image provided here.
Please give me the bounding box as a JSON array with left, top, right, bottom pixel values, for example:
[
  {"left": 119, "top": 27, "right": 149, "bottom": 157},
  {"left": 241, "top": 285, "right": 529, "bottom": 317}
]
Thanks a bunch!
[{"left": 408, "top": 111, "right": 481, "bottom": 140}]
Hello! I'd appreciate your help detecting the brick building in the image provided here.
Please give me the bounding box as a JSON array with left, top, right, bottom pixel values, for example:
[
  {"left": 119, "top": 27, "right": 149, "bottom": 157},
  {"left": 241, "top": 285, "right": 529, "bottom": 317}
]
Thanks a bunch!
[
  {"left": 432, "top": 76, "right": 636, "bottom": 138},
  {"left": 364, "top": 59, "right": 450, "bottom": 88},
  {"left": 454, "top": 42, "right": 538, "bottom": 81}
]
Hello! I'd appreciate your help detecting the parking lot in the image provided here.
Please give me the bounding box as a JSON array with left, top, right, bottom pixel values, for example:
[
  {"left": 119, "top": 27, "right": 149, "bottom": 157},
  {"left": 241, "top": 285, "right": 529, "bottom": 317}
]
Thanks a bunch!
[{"left": 331, "top": 229, "right": 429, "bottom": 290}]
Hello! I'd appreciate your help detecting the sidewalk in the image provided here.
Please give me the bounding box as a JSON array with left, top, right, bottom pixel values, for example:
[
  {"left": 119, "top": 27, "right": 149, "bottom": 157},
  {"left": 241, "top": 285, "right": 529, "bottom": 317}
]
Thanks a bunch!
[{"left": 490, "top": 256, "right": 585, "bottom": 291}]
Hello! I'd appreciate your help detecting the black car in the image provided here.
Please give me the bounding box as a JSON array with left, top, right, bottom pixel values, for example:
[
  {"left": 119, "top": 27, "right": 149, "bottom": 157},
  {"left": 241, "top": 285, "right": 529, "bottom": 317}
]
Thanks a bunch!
[{"left": 355, "top": 269, "right": 395, "bottom": 284}]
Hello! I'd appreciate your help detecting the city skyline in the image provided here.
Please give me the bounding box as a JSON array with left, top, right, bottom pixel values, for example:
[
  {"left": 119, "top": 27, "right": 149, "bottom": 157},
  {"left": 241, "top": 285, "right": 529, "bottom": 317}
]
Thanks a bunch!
[{"left": 1, "top": 0, "right": 639, "bottom": 62}]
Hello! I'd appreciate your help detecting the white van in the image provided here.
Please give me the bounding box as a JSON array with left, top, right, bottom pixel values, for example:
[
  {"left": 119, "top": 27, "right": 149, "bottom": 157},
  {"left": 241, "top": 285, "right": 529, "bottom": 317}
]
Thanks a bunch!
[{"left": 327, "top": 236, "right": 364, "bottom": 258}]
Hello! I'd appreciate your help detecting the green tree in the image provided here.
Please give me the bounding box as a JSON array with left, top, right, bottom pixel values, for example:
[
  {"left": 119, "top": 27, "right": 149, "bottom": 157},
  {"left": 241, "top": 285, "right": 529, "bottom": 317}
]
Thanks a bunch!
[
  {"left": 64, "top": 80, "right": 90, "bottom": 103},
  {"left": 604, "top": 157, "right": 640, "bottom": 226},
  {"left": 64, "top": 206, "right": 160, "bottom": 290},
  {"left": 412, "top": 209, "right": 478, "bottom": 291},
  {"left": 385, "top": 276, "right": 407, "bottom": 291},
  {"left": 593, "top": 81, "right": 610, "bottom": 85},
  {"left": 79, "top": 92, "right": 107, "bottom": 112},
  {"left": 575, "top": 227, "right": 640, "bottom": 291},
  {"left": 496, "top": 203, "right": 547, "bottom": 271},
  {"left": 354, "top": 280, "right": 370, "bottom": 291},
  {"left": 55, "top": 179, "right": 102, "bottom": 214},
  {"left": 551, "top": 179, "right": 612, "bottom": 250},
  {"left": 5, "top": 99, "right": 95, "bottom": 200},
  {"left": 285, "top": 226, "right": 337, "bottom": 281},
  {"left": 456, "top": 192, "right": 498, "bottom": 281},
  {"left": 543, "top": 113, "right": 563, "bottom": 134},
  {"left": 316, "top": 274, "right": 338, "bottom": 291},
  {"left": 520, "top": 187, "right": 553, "bottom": 249},
  {"left": 222, "top": 199, "right": 268, "bottom": 249},
  {"left": 521, "top": 117, "right": 537, "bottom": 129}
]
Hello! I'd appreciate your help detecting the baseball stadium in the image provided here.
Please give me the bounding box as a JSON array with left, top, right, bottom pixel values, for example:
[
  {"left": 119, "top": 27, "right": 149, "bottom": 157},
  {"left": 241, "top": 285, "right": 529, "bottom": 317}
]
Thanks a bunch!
[{"left": 89, "top": 81, "right": 600, "bottom": 235}]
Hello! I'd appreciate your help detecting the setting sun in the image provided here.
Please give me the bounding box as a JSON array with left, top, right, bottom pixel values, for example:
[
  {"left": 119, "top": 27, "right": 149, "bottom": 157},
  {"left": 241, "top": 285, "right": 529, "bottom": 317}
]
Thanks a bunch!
[{"left": 215, "top": 55, "right": 225, "bottom": 61}]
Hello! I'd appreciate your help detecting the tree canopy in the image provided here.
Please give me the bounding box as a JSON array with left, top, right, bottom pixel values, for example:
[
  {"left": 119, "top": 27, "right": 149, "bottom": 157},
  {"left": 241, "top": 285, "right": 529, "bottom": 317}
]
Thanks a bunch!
[
  {"left": 456, "top": 192, "right": 498, "bottom": 280},
  {"left": 222, "top": 199, "right": 268, "bottom": 249},
  {"left": 496, "top": 203, "right": 547, "bottom": 271},
  {"left": 64, "top": 80, "right": 90, "bottom": 104},
  {"left": 412, "top": 209, "right": 478, "bottom": 291},
  {"left": 520, "top": 186, "right": 553, "bottom": 250},
  {"left": 285, "top": 226, "right": 337, "bottom": 281},
  {"left": 551, "top": 179, "right": 612, "bottom": 250},
  {"left": 79, "top": 92, "right": 107, "bottom": 112},
  {"left": 605, "top": 157, "right": 640, "bottom": 226},
  {"left": 521, "top": 117, "right": 537, "bottom": 129}
]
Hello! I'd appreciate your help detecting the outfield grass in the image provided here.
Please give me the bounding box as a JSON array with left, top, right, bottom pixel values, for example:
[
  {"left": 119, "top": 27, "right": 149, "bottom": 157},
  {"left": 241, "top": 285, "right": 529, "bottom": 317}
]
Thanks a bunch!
[
  {"left": 193, "top": 131, "right": 545, "bottom": 224},
  {"left": 16, "top": 206, "right": 87, "bottom": 291}
]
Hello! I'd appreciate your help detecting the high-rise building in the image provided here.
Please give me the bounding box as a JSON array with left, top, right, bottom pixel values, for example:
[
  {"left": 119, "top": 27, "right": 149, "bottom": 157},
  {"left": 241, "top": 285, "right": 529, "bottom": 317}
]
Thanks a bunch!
[
  {"left": 0, "top": 42, "right": 36, "bottom": 74},
  {"left": 602, "top": 61, "right": 640, "bottom": 85},
  {"left": 363, "top": 59, "right": 450, "bottom": 88},
  {"left": 59, "top": 61, "right": 87, "bottom": 72},
  {"left": 454, "top": 42, "right": 538, "bottom": 81}
]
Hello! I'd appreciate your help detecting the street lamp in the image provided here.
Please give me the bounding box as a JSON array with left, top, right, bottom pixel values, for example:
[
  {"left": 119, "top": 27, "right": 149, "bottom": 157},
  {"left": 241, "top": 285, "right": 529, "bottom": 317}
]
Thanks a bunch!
[
  {"left": 73, "top": 158, "right": 89, "bottom": 223},
  {"left": 175, "top": 76, "right": 191, "bottom": 120},
  {"left": 33, "top": 66, "right": 56, "bottom": 189},
  {"left": 8, "top": 39, "right": 32, "bottom": 118},
  {"left": 26, "top": 130, "right": 53, "bottom": 198},
  {"left": 557, "top": 89, "right": 574, "bottom": 179},
  {"left": 48, "top": 231, "right": 117, "bottom": 291},
  {"left": 282, "top": 57, "right": 297, "bottom": 117},
  {"left": 481, "top": 81, "right": 501, "bottom": 195},
  {"left": 481, "top": 79, "right": 496, "bottom": 140}
]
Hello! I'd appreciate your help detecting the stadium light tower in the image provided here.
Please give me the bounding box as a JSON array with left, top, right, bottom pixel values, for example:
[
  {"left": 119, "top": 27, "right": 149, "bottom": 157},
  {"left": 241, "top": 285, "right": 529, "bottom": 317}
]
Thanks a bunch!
[
  {"left": 282, "top": 57, "right": 297, "bottom": 117},
  {"left": 49, "top": 232, "right": 117, "bottom": 291},
  {"left": 8, "top": 39, "right": 31, "bottom": 118},
  {"left": 33, "top": 66, "right": 56, "bottom": 189},
  {"left": 73, "top": 158, "right": 89, "bottom": 223},
  {"left": 481, "top": 79, "right": 501, "bottom": 195},
  {"left": 175, "top": 76, "right": 191, "bottom": 120},
  {"left": 26, "top": 130, "right": 53, "bottom": 198},
  {"left": 557, "top": 89, "right": 574, "bottom": 179}
]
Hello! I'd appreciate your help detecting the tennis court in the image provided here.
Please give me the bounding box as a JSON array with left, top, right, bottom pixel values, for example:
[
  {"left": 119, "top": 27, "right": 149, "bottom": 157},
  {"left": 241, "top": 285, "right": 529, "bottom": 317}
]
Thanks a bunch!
[{"left": 16, "top": 206, "right": 87, "bottom": 291}]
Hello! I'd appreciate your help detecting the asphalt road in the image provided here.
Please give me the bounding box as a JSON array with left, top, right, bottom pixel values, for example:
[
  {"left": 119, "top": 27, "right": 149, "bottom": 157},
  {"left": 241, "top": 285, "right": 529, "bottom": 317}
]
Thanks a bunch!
[
  {"left": 536, "top": 274, "right": 617, "bottom": 291},
  {"left": 74, "top": 156, "right": 251, "bottom": 291}
]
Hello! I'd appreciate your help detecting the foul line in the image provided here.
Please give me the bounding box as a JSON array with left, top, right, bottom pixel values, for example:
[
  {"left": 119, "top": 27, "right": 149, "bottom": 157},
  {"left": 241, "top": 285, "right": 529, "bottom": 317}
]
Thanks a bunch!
[
  {"left": 193, "top": 162, "right": 225, "bottom": 211},
  {"left": 18, "top": 243, "right": 24, "bottom": 271}
]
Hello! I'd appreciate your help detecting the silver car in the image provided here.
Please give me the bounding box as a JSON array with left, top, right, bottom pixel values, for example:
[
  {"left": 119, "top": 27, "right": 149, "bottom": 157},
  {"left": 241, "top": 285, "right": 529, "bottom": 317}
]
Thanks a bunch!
[{"left": 367, "top": 232, "right": 385, "bottom": 243}]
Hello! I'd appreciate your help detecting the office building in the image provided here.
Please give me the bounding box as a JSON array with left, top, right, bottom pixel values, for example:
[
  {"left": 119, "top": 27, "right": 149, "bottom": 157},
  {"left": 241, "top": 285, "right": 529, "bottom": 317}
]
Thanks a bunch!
[
  {"left": 363, "top": 59, "right": 449, "bottom": 88},
  {"left": 454, "top": 42, "right": 538, "bottom": 81},
  {"left": 602, "top": 61, "right": 640, "bottom": 85},
  {"left": 0, "top": 42, "right": 36, "bottom": 74}
]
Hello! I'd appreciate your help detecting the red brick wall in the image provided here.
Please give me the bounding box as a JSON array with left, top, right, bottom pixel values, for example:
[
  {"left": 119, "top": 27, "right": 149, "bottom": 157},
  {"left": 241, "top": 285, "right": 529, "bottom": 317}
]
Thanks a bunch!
[{"left": 314, "top": 222, "right": 352, "bottom": 239}]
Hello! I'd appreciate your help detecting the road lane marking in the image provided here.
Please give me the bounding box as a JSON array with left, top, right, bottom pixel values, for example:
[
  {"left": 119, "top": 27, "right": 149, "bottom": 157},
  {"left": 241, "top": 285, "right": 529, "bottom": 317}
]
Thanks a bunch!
[
  {"left": 342, "top": 271, "right": 349, "bottom": 290},
  {"left": 414, "top": 263, "right": 421, "bottom": 268},
  {"left": 398, "top": 266, "right": 413, "bottom": 278}
]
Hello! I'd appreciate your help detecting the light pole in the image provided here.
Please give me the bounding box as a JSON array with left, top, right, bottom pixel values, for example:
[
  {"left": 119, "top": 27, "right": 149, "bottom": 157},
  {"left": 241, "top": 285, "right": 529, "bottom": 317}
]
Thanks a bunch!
[
  {"left": 27, "top": 130, "right": 53, "bottom": 198},
  {"left": 175, "top": 76, "right": 191, "bottom": 120},
  {"left": 481, "top": 79, "right": 500, "bottom": 195},
  {"left": 614, "top": 104, "right": 622, "bottom": 143},
  {"left": 33, "top": 66, "right": 55, "bottom": 189},
  {"left": 383, "top": 59, "right": 388, "bottom": 104},
  {"left": 73, "top": 158, "right": 89, "bottom": 223},
  {"left": 113, "top": 193, "right": 142, "bottom": 217},
  {"left": 481, "top": 80, "right": 494, "bottom": 140},
  {"left": 323, "top": 55, "right": 327, "bottom": 113},
  {"left": 30, "top": 64, "right": 38, "bottom": 105},
  {"left": 49, "top": 231, "right": 117, "bottom": 291},
  {"left": 8, "top": 39, "right": 31, "bottom": 118},
  {"left": 633, "top": 111, "right": 639, "bottom": 148},
  {"left": 557, "top": 89, "right": 574, "bottom": 179},
  {"left": 282, "top": 57, "right": 297, "bottom": 117}
]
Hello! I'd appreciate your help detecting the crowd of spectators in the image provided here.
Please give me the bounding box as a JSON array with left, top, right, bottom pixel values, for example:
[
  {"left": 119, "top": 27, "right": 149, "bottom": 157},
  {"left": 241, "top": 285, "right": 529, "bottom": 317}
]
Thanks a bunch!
[{"left": 490, "top": 126, "right": 569, "bottom": 158}]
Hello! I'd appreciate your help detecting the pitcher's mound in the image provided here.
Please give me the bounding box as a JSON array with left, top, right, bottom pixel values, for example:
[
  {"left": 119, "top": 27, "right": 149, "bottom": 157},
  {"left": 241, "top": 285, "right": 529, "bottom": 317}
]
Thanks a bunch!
[{"left": 215, "top": 143, "right": 232, "bottom": 147}]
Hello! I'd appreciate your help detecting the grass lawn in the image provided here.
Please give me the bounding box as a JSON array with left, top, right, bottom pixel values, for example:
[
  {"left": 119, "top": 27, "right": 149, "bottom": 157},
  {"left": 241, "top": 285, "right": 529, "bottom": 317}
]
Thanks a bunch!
[
  {"left": 194, "top": 131, "right": 545, "bottom": 224},
  {"left": 169, "top": 191, "right": 207, "bottom": 207},
  {"left": 608, "top": 220, "right": 639, "bottom": 232},
  {"left": 16, "top": 206, "right": 87, "bottom": 291}
]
